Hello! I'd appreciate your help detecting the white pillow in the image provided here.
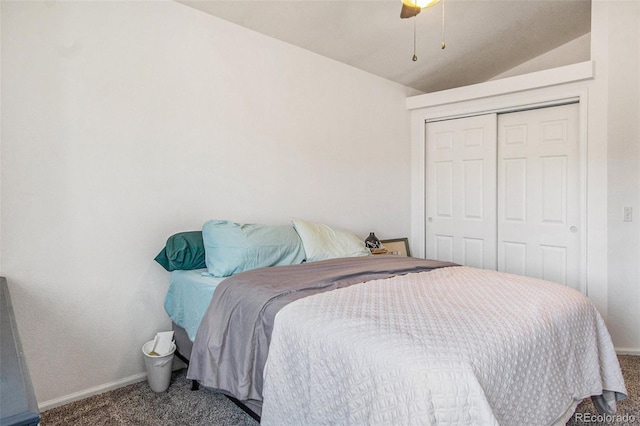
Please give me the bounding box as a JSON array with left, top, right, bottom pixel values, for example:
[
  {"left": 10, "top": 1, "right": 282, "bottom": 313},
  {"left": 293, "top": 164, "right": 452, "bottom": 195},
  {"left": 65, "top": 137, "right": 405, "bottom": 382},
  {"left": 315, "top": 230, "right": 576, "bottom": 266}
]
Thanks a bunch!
[{"left": 292, "top": 218, "right": 371, "bottom": 262}]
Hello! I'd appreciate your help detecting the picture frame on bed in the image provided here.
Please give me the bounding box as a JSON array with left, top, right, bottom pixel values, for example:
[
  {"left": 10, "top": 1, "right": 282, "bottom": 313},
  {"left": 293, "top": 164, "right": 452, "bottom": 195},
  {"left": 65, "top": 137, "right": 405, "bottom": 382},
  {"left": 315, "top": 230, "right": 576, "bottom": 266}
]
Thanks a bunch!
[{"left": 381, "top": 238, "right": 411, "bottom": 257}]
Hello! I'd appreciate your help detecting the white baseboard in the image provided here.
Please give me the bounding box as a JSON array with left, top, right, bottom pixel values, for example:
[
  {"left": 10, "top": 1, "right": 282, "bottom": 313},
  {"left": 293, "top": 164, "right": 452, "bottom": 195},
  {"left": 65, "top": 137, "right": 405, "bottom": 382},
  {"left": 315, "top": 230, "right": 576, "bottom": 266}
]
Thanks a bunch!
[
  {"left": 38, "top": 360, "right": 188, "bottom": 412},
  {"left": 38, "top": 357, "right": 187, "bottom": 412},
  {"left": 38, "top": 372, "right": 147, "bottom": 412},
  {"left": 615, "top": 347, "right": 640, "bottom": 356}
]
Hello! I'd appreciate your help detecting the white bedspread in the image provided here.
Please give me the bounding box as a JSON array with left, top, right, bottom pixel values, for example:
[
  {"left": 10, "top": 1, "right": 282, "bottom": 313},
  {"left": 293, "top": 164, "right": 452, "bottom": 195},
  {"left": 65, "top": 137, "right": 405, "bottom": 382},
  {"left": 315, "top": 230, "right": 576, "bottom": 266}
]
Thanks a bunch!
[{"left": 261, "top": 266, "right": 626, "bottom": 426}]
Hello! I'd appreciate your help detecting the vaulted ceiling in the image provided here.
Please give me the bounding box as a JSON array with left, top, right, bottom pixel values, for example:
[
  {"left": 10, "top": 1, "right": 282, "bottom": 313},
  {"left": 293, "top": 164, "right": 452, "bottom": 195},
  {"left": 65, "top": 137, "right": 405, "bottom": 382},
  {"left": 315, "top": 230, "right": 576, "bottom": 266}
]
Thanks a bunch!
[{"left": 177, "top": 0, "right": 591, "bottom": 93}]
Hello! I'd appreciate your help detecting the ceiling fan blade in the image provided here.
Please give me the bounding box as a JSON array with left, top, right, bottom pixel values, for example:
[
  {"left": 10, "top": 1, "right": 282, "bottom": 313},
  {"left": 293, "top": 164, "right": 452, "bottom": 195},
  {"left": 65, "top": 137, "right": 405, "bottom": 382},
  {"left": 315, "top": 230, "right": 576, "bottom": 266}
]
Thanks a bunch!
[{"left": 400, "top": 3, "right": 421, "bottom": 19}]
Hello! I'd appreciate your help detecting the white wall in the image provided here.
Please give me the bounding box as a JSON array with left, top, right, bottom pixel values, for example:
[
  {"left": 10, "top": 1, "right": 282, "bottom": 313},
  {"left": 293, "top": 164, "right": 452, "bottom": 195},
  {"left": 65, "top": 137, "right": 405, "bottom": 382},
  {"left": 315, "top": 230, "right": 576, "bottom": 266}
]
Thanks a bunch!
[
  {"left": 490, "top": 33, "right": 591, "bottom": 81},
  {"left": 0, "top": 1, "right": 415, "bottom": 407},
  {"left": 592, "top": 0, "right": 640, "bottom": 353}
]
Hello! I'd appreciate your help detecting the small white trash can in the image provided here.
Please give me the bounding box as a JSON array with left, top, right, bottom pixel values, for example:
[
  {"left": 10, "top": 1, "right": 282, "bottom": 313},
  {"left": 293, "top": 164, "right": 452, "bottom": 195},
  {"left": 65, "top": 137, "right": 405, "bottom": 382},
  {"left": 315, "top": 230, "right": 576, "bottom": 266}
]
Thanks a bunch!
[{"left": 142, "top": 340, "right": 176, "bottom": 392}]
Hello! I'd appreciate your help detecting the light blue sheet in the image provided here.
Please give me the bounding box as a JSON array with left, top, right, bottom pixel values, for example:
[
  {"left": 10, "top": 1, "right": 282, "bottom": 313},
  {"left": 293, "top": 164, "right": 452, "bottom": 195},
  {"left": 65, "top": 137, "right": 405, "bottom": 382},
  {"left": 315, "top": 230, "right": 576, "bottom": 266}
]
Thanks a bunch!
[{"left": 164, "top": 269, "right": 225, "bottom": 341}]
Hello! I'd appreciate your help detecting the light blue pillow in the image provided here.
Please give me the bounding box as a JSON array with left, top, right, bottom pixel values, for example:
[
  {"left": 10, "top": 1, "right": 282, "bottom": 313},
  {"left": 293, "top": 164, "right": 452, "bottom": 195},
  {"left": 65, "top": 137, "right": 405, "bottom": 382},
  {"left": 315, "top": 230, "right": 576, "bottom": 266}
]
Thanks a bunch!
[
  {"left": 292, "top": 218, "right": 371, "bottom": 262},
  {"left": 202, "top": 220, "right": 306, "bottom": 277}
]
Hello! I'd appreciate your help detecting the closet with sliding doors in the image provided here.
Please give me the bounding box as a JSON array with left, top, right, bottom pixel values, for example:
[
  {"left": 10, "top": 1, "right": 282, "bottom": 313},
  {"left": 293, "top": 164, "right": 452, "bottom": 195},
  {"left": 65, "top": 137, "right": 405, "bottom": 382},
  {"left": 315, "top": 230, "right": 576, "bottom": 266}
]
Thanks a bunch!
[{"left": 424, "top": 102, "right": 583, "bottom": 289}]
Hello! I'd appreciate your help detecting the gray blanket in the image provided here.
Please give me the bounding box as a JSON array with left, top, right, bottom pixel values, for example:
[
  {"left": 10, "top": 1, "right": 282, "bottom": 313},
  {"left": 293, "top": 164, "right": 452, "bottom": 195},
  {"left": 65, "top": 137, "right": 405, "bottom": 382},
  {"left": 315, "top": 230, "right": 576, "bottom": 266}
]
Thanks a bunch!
[{"left": 186, "top": 255, "right": 455, "bottom": 411}]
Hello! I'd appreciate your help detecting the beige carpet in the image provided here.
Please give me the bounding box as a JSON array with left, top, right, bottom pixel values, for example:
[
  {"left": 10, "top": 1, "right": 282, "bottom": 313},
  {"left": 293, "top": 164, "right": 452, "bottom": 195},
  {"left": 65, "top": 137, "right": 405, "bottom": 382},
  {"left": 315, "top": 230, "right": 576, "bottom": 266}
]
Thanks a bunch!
[
  {"left": 568, "top": 355, "right": 639, "bottom": 425},
  {"left": 41, "top": 355, "right": 638, "bottom": 425},
  {"left": 40, "top": 369, "right": 259, "bottom": 426}
]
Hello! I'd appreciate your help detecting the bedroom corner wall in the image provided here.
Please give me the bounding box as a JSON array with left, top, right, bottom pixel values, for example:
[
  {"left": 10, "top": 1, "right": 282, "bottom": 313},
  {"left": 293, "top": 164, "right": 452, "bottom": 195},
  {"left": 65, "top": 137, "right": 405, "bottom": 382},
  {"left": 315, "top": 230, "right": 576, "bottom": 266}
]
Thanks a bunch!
[
  {"left": 0, "top": 1, "right": 415, "bottom": 407},
  {"left": 592, "top": 0, "right": 640, "bottom": 354}
]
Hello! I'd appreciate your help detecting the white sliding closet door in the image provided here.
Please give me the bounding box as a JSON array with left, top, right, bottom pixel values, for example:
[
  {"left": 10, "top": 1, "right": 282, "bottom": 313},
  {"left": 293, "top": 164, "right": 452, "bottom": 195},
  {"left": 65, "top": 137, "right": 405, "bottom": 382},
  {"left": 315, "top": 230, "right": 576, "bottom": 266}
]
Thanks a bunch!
[
  {"left": 425, "top": 114, "right": 497, "bottom": 269},
  {"left": 425, "top": 103, "right": 582, "bottom": 289},
  {"left": 497, "top": 103, "right": 581, "bottom": 288}
]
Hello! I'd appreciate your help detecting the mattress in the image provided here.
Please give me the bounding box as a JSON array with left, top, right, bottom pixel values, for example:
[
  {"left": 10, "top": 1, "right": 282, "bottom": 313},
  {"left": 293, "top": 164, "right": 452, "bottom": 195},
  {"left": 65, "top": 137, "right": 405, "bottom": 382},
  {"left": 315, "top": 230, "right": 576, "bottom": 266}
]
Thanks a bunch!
[{"left": 164, "top": 269, "right": 225, "bottom": 341}]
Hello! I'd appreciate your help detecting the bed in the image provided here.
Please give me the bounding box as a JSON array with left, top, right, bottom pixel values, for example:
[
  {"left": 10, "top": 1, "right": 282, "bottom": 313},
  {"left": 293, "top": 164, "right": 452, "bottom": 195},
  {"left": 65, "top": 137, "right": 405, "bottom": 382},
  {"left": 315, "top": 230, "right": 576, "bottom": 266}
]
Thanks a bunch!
[{"left": 156, "top": 219, "right": 627, "bottom": 425}]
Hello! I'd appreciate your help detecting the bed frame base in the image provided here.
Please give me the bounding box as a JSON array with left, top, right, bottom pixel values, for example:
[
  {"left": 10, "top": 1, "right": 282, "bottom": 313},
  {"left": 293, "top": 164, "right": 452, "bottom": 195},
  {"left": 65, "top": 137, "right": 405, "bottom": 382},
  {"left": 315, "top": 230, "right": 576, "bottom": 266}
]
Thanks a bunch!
[
  {"left": 173, "top": 348, "right": 199, "bottom": 391},
  {"left": 171, "top": 322, "right": 261, "bottom": 421},
  {"left": 226, "top": 395, "right": 261, "bottom": 422}
]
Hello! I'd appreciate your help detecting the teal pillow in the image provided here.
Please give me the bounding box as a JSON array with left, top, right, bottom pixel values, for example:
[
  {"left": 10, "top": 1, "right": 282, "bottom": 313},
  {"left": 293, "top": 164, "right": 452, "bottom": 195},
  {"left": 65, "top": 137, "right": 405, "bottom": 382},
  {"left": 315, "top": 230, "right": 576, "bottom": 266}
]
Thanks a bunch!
[
  {"left": 202, "top": 220, "right": 306, "bottom": 277},
  {"left": 155, "top": 231, "right": 206, "bottom": 271}
]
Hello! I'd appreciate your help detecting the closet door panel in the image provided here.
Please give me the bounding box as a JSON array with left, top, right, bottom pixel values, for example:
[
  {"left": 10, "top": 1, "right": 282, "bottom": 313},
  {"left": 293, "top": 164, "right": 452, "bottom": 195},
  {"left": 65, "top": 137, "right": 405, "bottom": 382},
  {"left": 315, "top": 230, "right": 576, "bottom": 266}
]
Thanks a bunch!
[
  {"left": 540, "top": 245, "right": 567, "bottom": 284},
  {"left": 426, "top": 114, "right": 497, "bottom": 268},
  {"left": 503, "top": 158, "right": 527, "bottom": 222},
  {"left": 497, "top": 103, "right": 580, "bottom": 288},
  {"left": 463, "top": 237, "right": 485, "bottom": 268},
  {"left": 435, "top": 161, "right": 454, "bottom": 218},
  {"left": 502, "top": 241, "right": 527, "bottom": 275},
  {"left": 435, "top": 235, "right": 454, "bottom": 262},
  {"left": 463, "top": 160, "right": 485, "bottom": 219},
  {"left": 541, "top": 156, "right": 567, "bottom": 222}
]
